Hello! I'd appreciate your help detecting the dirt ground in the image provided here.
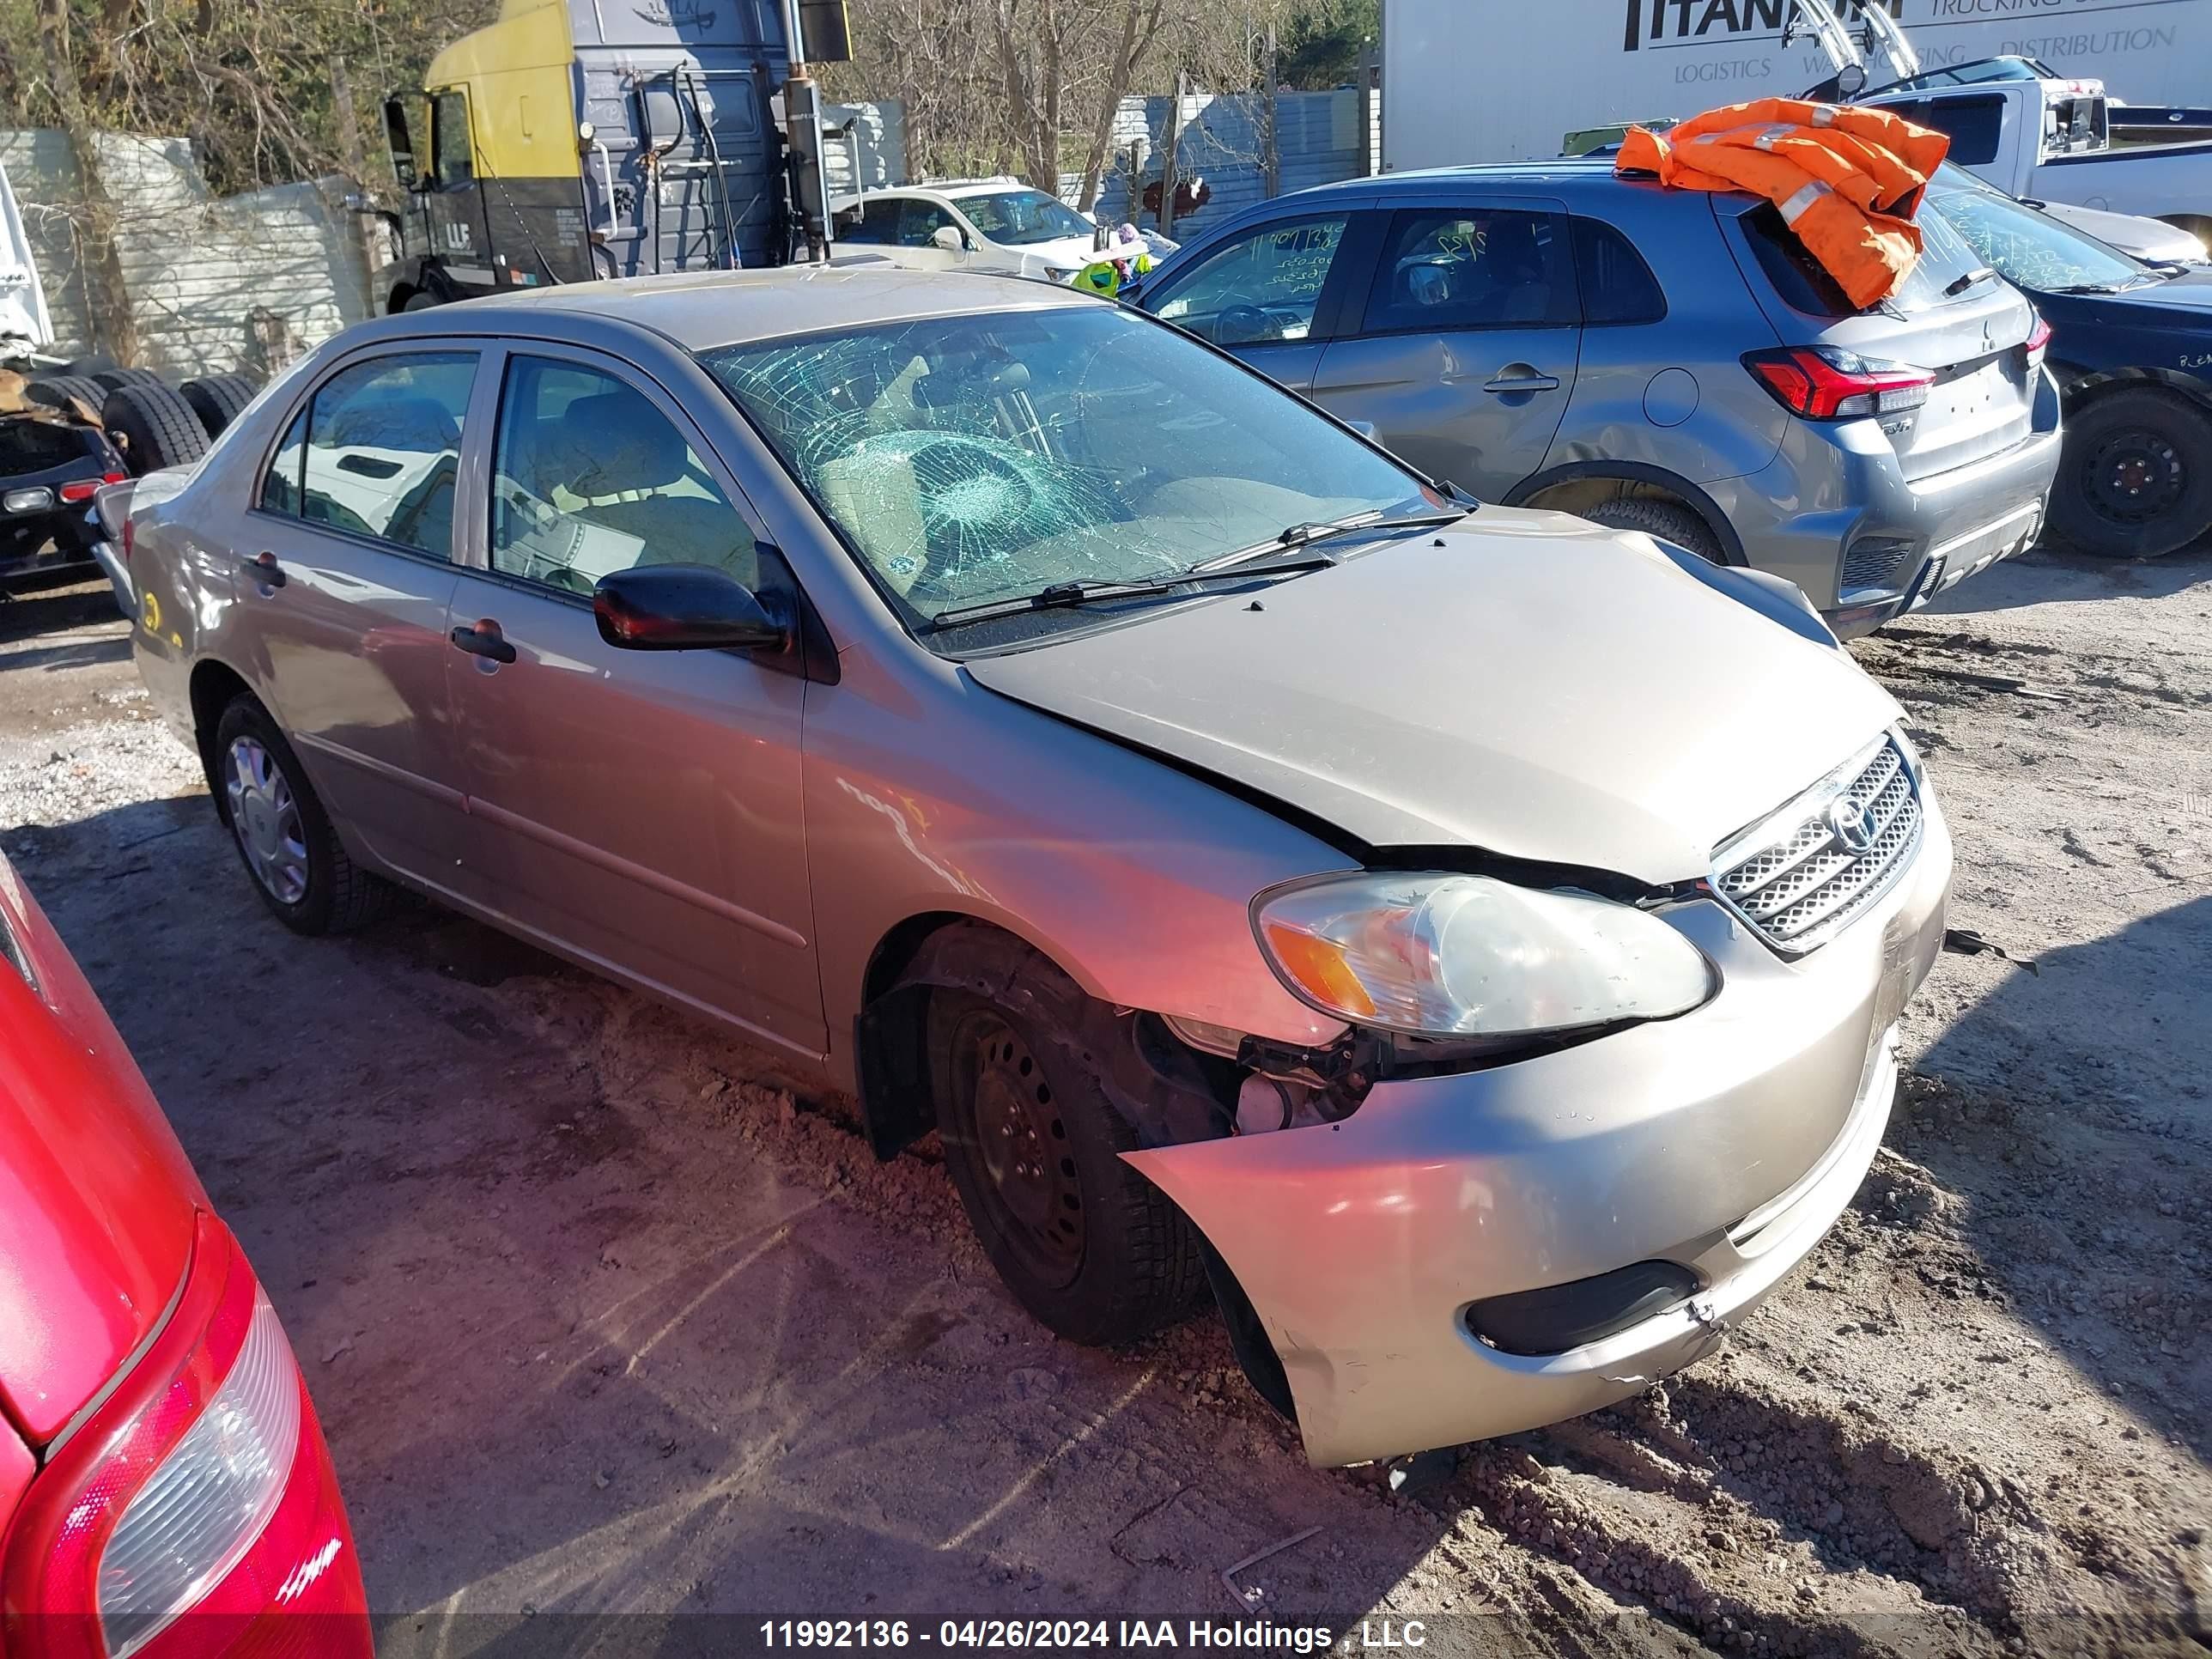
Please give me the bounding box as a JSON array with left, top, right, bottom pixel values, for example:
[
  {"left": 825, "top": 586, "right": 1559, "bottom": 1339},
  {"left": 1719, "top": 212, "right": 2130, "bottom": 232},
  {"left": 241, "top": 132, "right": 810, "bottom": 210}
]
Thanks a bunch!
[{"left": 2, "top": 549, "right": 2208, "bottom": 1658}]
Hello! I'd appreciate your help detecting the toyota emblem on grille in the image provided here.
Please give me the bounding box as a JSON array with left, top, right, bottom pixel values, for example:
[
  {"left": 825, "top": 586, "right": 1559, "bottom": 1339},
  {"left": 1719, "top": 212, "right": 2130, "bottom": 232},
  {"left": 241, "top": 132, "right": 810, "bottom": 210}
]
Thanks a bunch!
[{"left": 1826, "top": 797, "right": 1880, "bottom": 854}]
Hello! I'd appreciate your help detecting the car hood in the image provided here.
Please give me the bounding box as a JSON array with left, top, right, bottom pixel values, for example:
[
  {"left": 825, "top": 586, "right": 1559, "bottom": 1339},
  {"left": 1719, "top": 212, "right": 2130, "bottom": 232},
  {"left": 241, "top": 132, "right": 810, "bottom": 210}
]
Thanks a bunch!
[
  {"left": 2089, "top": 267, "right": 2212, "bottom": 313},
  {"left": 963, "top": 508, "right": 1902, "bottom": 885},
  {"left": 2037, "top": 199, "right": 2206, "bottom": 264}
]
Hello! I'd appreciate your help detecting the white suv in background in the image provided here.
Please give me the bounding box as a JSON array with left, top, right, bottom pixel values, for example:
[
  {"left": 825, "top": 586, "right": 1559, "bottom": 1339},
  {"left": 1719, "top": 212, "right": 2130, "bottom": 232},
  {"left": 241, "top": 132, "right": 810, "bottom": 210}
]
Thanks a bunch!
[{"left": 830, "top": 179, "right": 1157, "bottom": 283}]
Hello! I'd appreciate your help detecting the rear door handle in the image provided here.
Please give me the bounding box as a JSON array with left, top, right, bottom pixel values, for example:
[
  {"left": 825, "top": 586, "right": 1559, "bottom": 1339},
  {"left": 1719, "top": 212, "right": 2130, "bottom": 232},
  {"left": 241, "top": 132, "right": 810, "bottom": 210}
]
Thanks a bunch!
[
  {"left": 449, "top": 620, "right": 517, "bottom": 665},
  {"left": 242, "top": 551, "right": 285, "bottom": 589},
  {"left": 1482, "top": 370, "right": 1561, "bottom": 394}
]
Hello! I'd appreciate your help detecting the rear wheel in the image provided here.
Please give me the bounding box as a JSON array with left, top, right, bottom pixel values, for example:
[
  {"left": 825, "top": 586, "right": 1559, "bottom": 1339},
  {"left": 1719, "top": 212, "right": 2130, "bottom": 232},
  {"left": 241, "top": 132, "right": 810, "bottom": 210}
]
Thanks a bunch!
[
  {"left": 2049, "top": 387, "right": 2212, "bottom": 559},
  {"left": 912, "top": 928, "right": 1205, "bottom": 1346},
  {"left": 1581, "top": 495, "right": 1727, "bottom": 562},
  {"left": 212, "top": 697, "right": 386, "bottom": 935},
  {"left": 402, "top": 289, "right": 443, "bottom": 312},
  {"left": 100, "top": 382, "right": 209, "bottom": 475},
  {"left": 179, "top": 373, "right": 260, "bottom": 440}
]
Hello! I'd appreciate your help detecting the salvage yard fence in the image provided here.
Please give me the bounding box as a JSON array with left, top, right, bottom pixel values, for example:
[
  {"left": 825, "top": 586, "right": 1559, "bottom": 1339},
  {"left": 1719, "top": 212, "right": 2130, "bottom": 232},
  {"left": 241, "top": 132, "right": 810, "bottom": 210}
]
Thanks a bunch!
[{"left": 2, "top": 66, "right": 1381, "bottom": 379}]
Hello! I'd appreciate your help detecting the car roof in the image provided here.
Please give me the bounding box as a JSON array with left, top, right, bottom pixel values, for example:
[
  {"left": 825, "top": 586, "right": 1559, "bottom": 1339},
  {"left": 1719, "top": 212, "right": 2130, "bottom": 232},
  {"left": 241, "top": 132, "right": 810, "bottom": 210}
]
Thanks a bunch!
[{"left": 398, "top": 262, "right": 1097, "bottom": 352}]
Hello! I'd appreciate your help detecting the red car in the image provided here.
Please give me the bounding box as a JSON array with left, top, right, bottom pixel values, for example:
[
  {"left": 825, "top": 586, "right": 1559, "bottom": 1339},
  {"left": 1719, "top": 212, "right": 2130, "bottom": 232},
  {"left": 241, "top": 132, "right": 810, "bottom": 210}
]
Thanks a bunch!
[{"left": 0, "top": 852, "right": 370, "bottom": 1658}]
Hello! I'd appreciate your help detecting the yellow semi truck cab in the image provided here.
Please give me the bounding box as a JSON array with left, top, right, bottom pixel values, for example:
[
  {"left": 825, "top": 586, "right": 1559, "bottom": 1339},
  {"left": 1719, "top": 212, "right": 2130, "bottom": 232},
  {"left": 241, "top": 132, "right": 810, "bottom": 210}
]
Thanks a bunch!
[{"left": 384, "top": 0, "right": 845, "bottom": 309}]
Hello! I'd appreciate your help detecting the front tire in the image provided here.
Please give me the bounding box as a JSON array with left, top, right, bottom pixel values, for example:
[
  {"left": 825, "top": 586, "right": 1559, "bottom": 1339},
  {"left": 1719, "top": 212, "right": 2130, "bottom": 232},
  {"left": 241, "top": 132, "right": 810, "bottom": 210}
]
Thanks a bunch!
[
  {"left": 913, "top": 928, "right": 1205, "bottom": 1346},
  {"left": 212, "top": 697, "right": 385, "bottom": 935},
  {"left": 2049, "top": 386, "right": 2212, "bottom": 559}
]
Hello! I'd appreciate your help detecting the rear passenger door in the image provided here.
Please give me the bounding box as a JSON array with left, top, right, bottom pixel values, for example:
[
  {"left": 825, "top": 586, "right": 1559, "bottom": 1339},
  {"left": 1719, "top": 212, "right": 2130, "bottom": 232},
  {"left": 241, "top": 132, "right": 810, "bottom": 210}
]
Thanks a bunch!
[
  {"left": 1309, "top": 202, "right": 1580, "bottom": 497},
  {"left": 441, "top": 345, "right": 823, "bottom": 1057},
  {"left": 242, "top": 346, "right": 481, "bottom": 890},
  {"left": 1139, "top": 211, "right": 1368, "bottom": 391}
]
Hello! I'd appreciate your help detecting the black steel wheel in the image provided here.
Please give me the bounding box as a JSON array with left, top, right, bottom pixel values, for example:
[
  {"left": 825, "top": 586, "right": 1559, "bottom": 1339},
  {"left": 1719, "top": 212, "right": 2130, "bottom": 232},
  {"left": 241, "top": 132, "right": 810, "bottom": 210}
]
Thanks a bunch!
[
  {"left": 913, "top": 925, "right": 1205, "bottom": 1346},
  {"left": 2050, "top": 386, "right": 2212, "bottom": 559}
]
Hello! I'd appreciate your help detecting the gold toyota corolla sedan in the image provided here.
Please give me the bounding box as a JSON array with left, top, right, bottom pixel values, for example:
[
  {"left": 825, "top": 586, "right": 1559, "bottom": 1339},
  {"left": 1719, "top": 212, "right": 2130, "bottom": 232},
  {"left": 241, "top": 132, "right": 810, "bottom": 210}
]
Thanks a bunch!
[{"left": 109, "top": 265, "right": 1951, "bottom": 1466}]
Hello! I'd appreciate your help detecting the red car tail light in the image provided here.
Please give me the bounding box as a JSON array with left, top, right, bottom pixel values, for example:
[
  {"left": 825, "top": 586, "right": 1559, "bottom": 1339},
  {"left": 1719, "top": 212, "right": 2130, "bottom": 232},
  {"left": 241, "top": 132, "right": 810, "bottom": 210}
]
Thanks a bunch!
[
  {"left": 62, "top": 473, "right": 130, "bottom": 506},
  {"left": 2023, "top": 313, "right": 2052, "bottom": 370},
  {"left": 121, "top": 516, "right": 135, "bottom": 565},
  {"left": 1, "top": 1213, "right": 369, "bottom": 1659},
  {"left": 1742, "top": 345, "right": 1936, "bottom": 421}
]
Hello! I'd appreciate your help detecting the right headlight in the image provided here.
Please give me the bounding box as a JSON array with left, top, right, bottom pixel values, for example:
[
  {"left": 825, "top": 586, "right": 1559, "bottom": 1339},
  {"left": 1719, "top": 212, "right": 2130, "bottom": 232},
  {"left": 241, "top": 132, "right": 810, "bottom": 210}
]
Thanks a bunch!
[{"left": 1253, "top": 872, "right": 1716, "bottom": 1040}]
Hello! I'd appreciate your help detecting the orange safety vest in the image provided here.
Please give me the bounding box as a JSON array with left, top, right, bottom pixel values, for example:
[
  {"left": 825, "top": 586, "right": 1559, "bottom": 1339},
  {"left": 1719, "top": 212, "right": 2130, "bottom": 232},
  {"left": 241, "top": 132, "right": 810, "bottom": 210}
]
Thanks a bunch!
[{"left": 1617, "top": 99, "right": 1950, "bottom": 310}]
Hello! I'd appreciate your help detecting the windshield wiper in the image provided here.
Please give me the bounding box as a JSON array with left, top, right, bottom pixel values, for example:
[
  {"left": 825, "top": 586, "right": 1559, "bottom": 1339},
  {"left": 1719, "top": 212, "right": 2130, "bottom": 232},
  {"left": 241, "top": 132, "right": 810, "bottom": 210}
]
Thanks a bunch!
[
  {"left": 926, "top": 553, "right": 1337, "bottom": 632},
  {"left": 1191, "top": 507, "right": 1466, "bottom": 574},
  {"left": 1944, "top": 265, "right": 1999, "bottom": 296},
  {"left": 2049, "top": 280, "right": 2135, "bottom": 294}
]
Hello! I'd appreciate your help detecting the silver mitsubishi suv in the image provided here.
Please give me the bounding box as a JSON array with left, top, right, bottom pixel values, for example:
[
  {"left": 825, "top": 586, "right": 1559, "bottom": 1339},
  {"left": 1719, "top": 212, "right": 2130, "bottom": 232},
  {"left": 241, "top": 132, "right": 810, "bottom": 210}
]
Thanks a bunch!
[{"left": 1127, "top": 160, "right": 2063, "bottom": 637}]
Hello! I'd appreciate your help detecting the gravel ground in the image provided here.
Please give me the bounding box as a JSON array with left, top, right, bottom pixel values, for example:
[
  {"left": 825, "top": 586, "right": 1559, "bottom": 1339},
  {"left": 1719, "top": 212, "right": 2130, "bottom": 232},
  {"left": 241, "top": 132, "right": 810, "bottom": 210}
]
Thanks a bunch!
[{"left": 2, "top": 552, "right": 2208, "bottom": 1658}]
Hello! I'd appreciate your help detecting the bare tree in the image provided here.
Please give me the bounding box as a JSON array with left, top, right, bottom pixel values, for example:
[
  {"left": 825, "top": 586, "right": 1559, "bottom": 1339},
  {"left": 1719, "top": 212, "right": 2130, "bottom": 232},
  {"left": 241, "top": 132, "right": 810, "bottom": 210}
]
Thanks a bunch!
[{"left": 34, "top": 0, "right": 137, "bottom": 362}]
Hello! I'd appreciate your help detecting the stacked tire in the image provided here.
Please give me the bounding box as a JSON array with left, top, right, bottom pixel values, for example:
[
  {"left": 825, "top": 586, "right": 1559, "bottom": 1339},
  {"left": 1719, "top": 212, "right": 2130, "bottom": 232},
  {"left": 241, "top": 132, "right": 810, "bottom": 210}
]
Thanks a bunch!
[
  {"left": 21, "top": 363, "right": 265, "bottom": 477},
  {"left": 178, "top": 374, "right": 260, "bottom": 440},
  {"left": 99, "top": 382, "right": 209, "bottom": 475}
]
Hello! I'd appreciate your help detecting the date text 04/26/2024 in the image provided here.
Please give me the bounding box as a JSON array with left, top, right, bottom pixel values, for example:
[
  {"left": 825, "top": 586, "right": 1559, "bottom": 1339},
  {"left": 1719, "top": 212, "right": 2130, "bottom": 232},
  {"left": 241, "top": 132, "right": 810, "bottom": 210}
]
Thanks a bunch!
[{"left": 757, "top": 1620, "right": 1435, "bottom": 1650}]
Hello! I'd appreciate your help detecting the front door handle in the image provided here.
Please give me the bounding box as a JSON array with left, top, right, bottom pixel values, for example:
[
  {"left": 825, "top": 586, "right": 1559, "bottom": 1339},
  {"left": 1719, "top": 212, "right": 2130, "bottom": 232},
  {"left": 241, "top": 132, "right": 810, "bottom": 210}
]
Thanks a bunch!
[
  {"left": 1482, "top": 368, "right": 1561, "bottom": 394},
  {"left": 449, "top": 619, "right": 517, "bottom": 665},
  {"left": 242, "top": 551, "right": 285, "bottom": 589}
]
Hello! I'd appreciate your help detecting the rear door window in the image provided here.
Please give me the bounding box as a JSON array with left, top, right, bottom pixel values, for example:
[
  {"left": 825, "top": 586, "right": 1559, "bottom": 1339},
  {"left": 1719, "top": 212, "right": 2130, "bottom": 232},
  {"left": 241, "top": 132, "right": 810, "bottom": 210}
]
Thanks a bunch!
[
  {"left": 1147, "top": 214, "right": 1353, "bottom": 345},
  {"left": 1905, "top": 94, "right": 2006, "bottom": 167},
  {"left": 1358, "top": 209, "right": 1576, "bottom": 334},
  {"left": 291, "top": 352, "right": 477, "bottom": 556}
]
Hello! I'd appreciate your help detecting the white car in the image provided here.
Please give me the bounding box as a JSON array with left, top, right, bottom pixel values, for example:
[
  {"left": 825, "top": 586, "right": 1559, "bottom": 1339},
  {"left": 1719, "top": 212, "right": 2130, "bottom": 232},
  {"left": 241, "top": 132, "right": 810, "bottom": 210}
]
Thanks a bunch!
[{"left": 830, "top": 179, "right": 1158, "bottom": 284}]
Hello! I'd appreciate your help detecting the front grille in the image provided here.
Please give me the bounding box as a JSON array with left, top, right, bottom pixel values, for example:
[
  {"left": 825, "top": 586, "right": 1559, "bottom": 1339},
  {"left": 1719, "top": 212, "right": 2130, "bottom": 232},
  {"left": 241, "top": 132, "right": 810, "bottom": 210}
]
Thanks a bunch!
[{"left": 1711, "top": 736, "right": 1923, "bottom": 956}]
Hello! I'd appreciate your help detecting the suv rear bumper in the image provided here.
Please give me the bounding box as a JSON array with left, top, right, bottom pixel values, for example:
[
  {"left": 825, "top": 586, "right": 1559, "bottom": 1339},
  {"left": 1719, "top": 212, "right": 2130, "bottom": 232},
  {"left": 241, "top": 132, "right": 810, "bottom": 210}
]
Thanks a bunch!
[{"left": 1720, "top": 367, "right": 2063, "bottom": 637}]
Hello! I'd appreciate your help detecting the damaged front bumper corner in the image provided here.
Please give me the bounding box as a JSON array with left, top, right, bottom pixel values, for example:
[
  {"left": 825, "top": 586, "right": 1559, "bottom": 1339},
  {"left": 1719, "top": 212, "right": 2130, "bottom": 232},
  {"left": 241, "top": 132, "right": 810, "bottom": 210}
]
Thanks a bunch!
[{"left": 1126, "top": 799, "right": 1951, "bottom": 1468}]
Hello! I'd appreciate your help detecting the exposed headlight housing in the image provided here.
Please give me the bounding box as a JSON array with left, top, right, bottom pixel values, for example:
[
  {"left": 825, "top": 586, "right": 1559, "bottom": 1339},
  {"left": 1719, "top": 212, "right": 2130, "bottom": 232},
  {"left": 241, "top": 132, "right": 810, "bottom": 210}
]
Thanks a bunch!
[{"left": 1253, "top": 872, "right": 1715, "bottom": 1040}]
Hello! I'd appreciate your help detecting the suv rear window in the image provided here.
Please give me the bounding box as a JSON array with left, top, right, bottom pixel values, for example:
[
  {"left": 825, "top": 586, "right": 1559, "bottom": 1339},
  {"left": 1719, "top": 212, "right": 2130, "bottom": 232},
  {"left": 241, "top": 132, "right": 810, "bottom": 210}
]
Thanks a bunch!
[
  {"left": 0, "top": 418, "right": 89, "bottom": 473},
  {"left": 1735, "top": 198, "right": 1988, "bottom": 318},
  {"left": 1572, "top": 216, "right": 1666, "bottom": 325}
]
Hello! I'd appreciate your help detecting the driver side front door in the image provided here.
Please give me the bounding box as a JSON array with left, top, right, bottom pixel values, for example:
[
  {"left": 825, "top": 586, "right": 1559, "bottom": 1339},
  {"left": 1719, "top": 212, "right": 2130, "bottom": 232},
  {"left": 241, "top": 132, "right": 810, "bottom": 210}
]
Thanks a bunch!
[{"left": 441, "top": 344, "right": 824, "bottom": 1058}]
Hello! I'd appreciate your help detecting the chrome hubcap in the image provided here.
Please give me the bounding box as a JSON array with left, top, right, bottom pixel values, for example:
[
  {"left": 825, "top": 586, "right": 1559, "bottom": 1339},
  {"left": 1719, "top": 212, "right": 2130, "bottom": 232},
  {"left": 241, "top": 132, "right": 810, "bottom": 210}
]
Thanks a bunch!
[{"left": 224, "top": 737, "right": 309, "bottom": 906}]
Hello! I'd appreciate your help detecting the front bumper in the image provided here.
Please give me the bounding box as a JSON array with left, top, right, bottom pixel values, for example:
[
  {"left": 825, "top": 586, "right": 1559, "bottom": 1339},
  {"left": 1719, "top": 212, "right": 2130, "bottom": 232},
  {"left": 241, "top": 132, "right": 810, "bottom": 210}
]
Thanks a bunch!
[{"left": 1129, "top": 789, "right": 1953, "bottom": 1468}]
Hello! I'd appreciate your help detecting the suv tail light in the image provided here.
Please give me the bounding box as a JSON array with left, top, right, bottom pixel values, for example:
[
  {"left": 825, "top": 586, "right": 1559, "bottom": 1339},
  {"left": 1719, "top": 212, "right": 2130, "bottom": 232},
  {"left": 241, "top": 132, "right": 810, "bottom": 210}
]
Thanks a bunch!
[
  {"left": 1, "top": 1214, "right": 369, "bottom": 1659},
  {"left": 1743, "top": 345, "right": 1936, "bottom": 421},
  {"left": 58, "top": 474, "right": 127, "bottom": 506},
  {"left": 2022, "top": 313, "right": 2052, "bottom": 370}
]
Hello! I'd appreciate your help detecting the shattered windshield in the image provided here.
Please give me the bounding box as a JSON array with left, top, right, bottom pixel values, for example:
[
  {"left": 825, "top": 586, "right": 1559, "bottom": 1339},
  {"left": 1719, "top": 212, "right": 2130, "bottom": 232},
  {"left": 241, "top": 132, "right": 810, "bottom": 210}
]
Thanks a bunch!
[
  {"left": 1929, "top": 171, "right": 2149, "bottom": 293},
  {"left": 699, "top": 306, "right": 1425, "bottom": 624},
  {"left": 957, "top": 190, "right": 1094, "bottom": 246}
]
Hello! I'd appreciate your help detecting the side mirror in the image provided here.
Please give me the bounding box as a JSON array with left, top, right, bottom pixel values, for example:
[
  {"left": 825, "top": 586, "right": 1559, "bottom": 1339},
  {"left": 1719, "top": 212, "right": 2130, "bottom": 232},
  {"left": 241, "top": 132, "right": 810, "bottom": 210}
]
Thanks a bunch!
[
  {"left": 593, "top": 562, "right": 793, "bottom": 653},
  {"left": 932, "top": 224, "right": 966, "bottom": 254}
]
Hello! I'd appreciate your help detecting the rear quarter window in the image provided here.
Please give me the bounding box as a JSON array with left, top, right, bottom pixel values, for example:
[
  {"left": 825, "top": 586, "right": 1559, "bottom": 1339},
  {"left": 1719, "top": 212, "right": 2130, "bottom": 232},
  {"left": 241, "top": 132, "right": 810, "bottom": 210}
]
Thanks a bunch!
[
  {"left": 1571, "top": 216, "right": 1666, "bottom": 325},
  {"left": 1735, "top": 198, "right": 1989, "bottom": 318}
]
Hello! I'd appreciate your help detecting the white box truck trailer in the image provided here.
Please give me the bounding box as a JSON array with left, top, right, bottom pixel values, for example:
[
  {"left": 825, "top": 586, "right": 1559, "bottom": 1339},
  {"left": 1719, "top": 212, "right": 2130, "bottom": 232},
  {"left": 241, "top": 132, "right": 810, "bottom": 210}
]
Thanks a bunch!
[{"left": 1381, "top": 0, "right": 2212, "bottom": 170}]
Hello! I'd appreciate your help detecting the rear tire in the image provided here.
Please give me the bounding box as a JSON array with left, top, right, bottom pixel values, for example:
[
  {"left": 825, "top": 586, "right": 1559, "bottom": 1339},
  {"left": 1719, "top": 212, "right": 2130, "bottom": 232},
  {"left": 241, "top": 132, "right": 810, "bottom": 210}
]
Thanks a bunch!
[
  {"left": 2048, "top": 386, "right": 2212, "bottom": 559},
  {"left": 100, "top": 381, "right": 210, "bottom": 475},
  {"left": 212, "top": 696, "right": 386, "bottom": 936},
  {"left": 402, "top": 289, "right": 443, "bottom": 312},
  {"left": 1581, "top": 495, "right": 1728, "bottom": 562},
  {"left": 910, "top": 927, "right": 1206, "bottom": 1347},
  {"left": 179, "top": 373, "right": 260, "bottom": 440}
]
